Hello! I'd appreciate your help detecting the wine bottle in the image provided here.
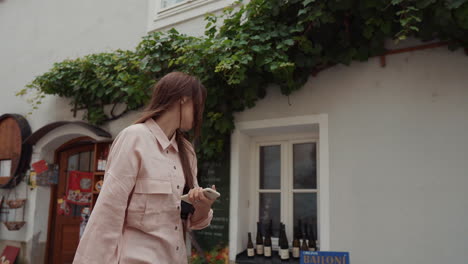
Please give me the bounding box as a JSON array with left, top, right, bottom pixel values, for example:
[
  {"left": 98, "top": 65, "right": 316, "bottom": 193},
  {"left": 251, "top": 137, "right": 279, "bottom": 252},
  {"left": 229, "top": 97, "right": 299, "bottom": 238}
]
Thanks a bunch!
[
  {"left": 264, "top": 222, "right": 272, "bottom": 258},
  {"left": 256, "top": 222, "right": 264, "bottom": 255},
  {"left": 97, "top": 153, "right": 102, "bottom": 171},
  {"left": 247, "top": 232, "right": 255, "bottom": 257},
  {"left": 269, "top": 219, "right": 273, "bottom": 237},
  {"left": 98, "top": 151, "right": 105, "bottom": 171},
  {"left": 297, "top": 219, "right": 303, "bottom": 242},
  {"left": 301, "top": 234, "right": 309, "bottom": 252},
  {"left": 278, "top": 222, "right": 284, "bottom": 259},
  {"left": 279, "top": 223, "right": 290, "bottom": 260},
  {"left": 292, "top": 232, "right": 300, "bottom": 259},
  {"left": 308, "top": 225, "right": 317, "bottom": 251},
  {"left": 102, "top": 147, "right": 108, "bottom": 169}
]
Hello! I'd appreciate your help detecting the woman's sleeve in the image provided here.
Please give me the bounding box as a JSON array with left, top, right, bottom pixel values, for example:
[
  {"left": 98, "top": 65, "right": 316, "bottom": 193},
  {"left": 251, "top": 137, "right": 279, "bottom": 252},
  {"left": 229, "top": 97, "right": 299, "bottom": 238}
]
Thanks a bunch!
[
  {"left": 73, "top": 126, "right": 141, "bottom": 264},
  {"left": 187, "top": 146, "right": 213, "bottom": 230}
]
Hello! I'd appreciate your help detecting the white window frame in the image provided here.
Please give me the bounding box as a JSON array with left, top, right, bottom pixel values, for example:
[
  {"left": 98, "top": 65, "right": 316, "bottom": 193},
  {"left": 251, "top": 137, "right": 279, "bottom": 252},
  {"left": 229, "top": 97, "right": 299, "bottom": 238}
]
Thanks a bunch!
[
  {"left": 147, "top": 0, "right": 237, "bottom": 32},
  {"left": 157, "top": 0, "right": 193, "bottom": 14},
  {"left": 229, "top": 114, "right": 330, "bottom": 261},
  {"left": 250, "top": 135, "right": 319, "bottom": 249}
]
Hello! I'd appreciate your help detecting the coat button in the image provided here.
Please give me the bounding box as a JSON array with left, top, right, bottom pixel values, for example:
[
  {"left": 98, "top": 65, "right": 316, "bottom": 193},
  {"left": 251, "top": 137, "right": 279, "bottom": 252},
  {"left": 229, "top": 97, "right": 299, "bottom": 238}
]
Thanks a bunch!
[
  {"left": 175, "top": 226, "right": 178, "bottom": 230},
  {"left": 176, "top": 246, "right": 179, "bottom": 251},
  {"left": 177, "top": 185, "right": 180, "bottom": 189},
  {"left": 177, "top": 206, "right": 180, "bottom": 210},
  {"left": 166, "top": 150, "right": 169, "bottom": 154},
  {"left": 173, "top": 166, "right": 176, "bottom": 170}
]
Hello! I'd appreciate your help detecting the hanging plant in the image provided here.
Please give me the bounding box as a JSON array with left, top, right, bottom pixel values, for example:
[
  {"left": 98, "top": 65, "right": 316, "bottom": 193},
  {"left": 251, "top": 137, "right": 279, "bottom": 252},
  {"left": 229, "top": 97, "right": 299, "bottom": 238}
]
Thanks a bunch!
[
  {"left": 18, "top": 51, "right": 154, "bottom": 125},
  {"left": 17, "top": 0, "right": 468, "bottom": 162}
]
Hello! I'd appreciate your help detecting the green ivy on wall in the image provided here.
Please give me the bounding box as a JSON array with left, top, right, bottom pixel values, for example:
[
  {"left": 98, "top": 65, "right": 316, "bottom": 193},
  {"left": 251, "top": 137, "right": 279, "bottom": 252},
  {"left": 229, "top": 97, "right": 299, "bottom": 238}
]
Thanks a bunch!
[{"left": 17, "top": 0, "right": 468, "bottom": 163}]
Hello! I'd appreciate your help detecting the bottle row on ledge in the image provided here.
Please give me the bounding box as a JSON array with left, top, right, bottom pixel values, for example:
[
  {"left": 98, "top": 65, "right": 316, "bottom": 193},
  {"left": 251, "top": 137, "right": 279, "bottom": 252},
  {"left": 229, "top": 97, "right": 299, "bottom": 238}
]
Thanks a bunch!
[{"left": 247, "top": 220, "right": 319, "bottom": 261}]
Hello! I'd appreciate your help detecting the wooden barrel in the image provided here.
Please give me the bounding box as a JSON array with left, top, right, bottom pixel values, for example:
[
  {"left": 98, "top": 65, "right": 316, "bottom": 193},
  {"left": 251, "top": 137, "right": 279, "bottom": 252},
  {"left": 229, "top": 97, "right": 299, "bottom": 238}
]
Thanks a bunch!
[{"left": 0, "top": 114, "right": 32, "bottom": 189}]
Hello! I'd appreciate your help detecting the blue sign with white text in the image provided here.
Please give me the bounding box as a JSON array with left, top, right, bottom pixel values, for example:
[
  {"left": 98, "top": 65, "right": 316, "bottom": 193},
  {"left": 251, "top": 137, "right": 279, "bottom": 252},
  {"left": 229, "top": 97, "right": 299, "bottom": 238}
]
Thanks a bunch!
[{"left": 300, "top": 251, "right": 350, "bottom": 264}]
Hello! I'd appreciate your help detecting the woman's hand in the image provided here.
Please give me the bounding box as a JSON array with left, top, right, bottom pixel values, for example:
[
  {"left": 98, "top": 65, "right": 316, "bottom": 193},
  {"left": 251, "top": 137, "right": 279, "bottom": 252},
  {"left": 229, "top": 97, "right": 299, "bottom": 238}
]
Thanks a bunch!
[
  {"left": 188, "top": 185, "right": 217, "bottom": 211},
  {"left": 187, "top": 185, "right": 216, "bottom": 229}
]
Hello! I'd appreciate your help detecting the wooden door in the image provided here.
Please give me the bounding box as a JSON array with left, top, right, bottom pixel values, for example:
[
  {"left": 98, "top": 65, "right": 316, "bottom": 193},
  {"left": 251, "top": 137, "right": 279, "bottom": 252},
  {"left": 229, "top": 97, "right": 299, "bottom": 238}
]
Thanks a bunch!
[{"left": 51, "top": 145, "right": 94, "bottom": 264}]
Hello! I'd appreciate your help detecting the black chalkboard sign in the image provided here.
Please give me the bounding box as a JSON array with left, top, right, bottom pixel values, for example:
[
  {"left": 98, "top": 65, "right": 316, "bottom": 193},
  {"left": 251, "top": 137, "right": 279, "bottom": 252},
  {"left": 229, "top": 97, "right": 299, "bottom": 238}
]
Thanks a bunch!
[{"left": 193, "top": 156, "right": 230, "bottom": 261}]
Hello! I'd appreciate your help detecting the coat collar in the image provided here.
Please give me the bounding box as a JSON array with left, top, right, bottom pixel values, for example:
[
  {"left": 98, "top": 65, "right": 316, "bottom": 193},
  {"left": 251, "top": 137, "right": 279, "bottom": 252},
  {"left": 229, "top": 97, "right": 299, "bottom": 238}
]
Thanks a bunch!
[{"left": 144, "top": 118, "right": 179, "bottom": 152}]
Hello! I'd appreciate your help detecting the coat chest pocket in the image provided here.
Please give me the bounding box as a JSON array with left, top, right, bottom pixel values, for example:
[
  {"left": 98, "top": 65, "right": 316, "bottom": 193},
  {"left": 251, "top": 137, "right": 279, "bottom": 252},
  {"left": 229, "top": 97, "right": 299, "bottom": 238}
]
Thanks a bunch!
[
  {"left": 134, "top": 178, "right": 175, "bottom": 231},
  {"left": 126, "top": 178, "right": 173, "bottom": 230}
]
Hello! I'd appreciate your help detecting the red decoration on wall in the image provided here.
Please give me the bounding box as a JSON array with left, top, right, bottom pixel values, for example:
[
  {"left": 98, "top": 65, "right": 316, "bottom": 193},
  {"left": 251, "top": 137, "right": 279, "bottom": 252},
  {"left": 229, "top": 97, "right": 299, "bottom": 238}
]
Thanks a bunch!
[
  {"left": 0, "top": 245, "right": 20, "bottom": 264},
  {"left": 31, "top": 160, "right": 48, "bottom": 174}
]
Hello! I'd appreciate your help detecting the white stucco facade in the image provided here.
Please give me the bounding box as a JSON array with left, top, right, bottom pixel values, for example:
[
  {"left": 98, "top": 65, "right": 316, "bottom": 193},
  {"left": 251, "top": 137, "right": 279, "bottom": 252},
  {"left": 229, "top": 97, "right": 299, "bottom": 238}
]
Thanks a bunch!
[
  {"left": 0, "top": 0, "right": 148, "bottom": 133},
  {"left": 231, "top": 47, "right": 468, "bottom": 263},
  {"left": 0, "top": 0, "right": 147, "bottom": 262},
  {"left": 1, "top": 0, "right": 467, "bottom": 263}
]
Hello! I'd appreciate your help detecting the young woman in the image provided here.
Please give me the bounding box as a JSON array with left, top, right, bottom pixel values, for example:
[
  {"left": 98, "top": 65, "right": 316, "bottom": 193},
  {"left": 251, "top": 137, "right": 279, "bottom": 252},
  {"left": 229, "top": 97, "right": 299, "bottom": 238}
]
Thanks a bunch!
[{"left": 73, "top": 72, "right": 215, "bottom": 264}]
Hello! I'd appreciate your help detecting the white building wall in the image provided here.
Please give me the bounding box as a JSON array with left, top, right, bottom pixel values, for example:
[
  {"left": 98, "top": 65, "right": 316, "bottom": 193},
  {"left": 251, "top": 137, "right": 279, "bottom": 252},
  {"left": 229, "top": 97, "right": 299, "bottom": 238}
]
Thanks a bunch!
[
  {"left": 0, "top": 0, "right": 147, "bottom": 131},
  {"left": 0, "top": 0, "right": 148, "bottom": 262},
  {"left": 233, "top": 47, "right": 468, "bottom": 264},
  {"left": 2, "top": 0, "right": 468, "bottom": 263}
]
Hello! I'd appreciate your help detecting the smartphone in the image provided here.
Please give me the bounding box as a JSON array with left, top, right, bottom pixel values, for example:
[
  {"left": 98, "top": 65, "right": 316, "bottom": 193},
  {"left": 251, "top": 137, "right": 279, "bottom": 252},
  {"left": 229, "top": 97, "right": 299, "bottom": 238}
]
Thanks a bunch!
[{"left": 181, "top": 187, "right": 220, "bottom": 204}]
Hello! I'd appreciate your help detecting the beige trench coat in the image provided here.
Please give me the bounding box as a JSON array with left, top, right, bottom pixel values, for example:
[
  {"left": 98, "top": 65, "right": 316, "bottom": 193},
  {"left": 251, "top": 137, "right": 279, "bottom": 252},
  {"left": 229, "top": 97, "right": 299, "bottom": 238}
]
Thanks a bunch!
[{"left": 73, "top": 118, "right": 213, "bottom": 264}]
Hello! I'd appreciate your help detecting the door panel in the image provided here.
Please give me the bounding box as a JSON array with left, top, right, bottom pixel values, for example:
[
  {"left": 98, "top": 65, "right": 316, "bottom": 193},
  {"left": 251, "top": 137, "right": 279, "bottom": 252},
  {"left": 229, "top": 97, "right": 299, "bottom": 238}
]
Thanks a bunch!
[{"left": 52, "top": 145, "right": 94, "bottom": 264}]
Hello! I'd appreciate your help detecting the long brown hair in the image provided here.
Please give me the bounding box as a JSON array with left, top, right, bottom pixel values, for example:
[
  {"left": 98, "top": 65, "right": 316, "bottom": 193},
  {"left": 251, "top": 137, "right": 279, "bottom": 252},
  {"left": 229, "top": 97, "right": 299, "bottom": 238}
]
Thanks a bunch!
[{"left": 134, "top": 72, "right": 207, "bottom": 188}]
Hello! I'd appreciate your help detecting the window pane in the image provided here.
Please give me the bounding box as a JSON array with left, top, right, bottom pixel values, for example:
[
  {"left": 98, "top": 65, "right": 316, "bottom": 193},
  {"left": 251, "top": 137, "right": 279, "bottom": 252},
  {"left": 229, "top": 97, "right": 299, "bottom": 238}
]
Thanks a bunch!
[
  {"left": 161, "top": 0, "right": 186, "bottom": 9},
  {"left": 79, "top": 151, "right": 93, "bottom": 172},
  {"left": 259, "top": 193, "right": 280, "bottom": 238},
  {"left": 293, "top": 193, "right": 317, "bottom": 240},
  {"left": 68, "top": 154, "right": 79, "bottom": 171},
  {"left": 0, "top": 160, "right": 12, "bottom": 177},
  {"left": 260, "top": 145, "right": 281, "bottom": 189},
  {"left": 293, "top": 143, "right": 317, "bottom": 189}
]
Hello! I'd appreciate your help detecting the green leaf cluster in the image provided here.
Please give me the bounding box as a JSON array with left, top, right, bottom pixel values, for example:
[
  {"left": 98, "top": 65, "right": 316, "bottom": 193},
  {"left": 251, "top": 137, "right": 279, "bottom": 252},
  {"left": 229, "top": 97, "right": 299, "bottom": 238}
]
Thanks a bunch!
[
  {"left": 18, "top": 0, "right": 468, "bottom": 162},
  {"left": 21, "top": 50, "right": 153, "bottom": 124}
]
